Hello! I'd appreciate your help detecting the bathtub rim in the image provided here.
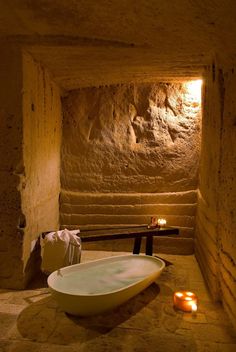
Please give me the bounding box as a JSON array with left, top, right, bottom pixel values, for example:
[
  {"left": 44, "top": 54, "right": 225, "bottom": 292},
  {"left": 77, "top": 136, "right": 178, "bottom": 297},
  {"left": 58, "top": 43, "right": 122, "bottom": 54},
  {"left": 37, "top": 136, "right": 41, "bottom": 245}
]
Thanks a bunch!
[{"left": 47, "top": 254, "right": 166, "bottom": 297}]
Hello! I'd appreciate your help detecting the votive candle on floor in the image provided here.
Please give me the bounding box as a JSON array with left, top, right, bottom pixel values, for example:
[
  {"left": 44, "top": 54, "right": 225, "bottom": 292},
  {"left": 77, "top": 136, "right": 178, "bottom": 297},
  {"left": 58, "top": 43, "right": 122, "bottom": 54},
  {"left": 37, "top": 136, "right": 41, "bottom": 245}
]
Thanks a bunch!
[{"left": 173, "top": 291, "right": 198, "bottom": 312}]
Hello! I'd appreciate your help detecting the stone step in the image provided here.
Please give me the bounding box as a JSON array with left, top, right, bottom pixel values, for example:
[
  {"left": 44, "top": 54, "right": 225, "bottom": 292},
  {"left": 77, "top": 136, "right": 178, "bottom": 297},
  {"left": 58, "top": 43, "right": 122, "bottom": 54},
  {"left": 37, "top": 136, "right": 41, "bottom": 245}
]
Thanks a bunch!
[
  {"left": 60, "top": 189, "right": 197, "bottom": 205},
  {"left": 60, "top": 213, "right": 195, "bottom": 228},
  {"left": 60, "top": 203, "right": 197, "bottom": 216}
]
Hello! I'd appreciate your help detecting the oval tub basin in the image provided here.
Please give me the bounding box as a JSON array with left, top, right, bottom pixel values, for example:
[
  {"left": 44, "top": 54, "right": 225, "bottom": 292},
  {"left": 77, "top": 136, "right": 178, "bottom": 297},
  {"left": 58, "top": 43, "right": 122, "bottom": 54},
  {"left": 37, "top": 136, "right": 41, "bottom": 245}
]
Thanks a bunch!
[{"left": 47, "top": 254, "right": 165, "bottom": 316}]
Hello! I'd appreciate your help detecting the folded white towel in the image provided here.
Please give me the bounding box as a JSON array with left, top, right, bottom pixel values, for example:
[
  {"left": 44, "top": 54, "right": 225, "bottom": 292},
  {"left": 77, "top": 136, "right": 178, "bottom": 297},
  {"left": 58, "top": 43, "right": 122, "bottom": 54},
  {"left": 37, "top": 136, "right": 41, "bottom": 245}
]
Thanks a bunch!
[{"left": 40, "top": 229, "right": 81, "bottom": 274}]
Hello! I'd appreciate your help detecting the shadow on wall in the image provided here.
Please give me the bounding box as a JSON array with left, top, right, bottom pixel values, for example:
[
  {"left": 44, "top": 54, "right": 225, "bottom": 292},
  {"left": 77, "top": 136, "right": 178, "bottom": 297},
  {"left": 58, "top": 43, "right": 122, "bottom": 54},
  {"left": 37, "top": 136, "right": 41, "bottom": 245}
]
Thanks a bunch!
[{"left": 23, "top": 238, "right": 44, "bottom": 289}]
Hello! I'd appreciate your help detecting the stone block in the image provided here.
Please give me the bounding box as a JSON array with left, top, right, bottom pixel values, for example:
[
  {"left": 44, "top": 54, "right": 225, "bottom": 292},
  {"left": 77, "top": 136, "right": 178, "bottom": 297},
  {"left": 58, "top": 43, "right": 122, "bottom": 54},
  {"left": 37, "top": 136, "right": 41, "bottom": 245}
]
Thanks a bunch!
[
  {"left": 60, "top": 190, "right": 197, "bottom": 205},
  {"left": 21, "top": 51, "right": 61, "bottom": 275},
  {"left": 61, "top": 213, "right": 195, "bottom": 228},
  {"left": 60, "top": 202, "right": 196, "bottom": 216}
]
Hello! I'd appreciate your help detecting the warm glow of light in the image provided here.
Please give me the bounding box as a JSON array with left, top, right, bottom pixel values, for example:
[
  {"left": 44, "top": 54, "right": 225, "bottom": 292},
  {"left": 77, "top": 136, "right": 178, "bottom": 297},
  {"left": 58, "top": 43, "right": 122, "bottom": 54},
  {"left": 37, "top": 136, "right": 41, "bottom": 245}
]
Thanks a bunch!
[
  {"left": 184, "top": 79, "right": 202, "bottom": 103},
  {"left": 191, "top": 303, "right": 198, "bottom": 313},
  {"left": 157, "top": 218, "right": 167, "bottom": 227},
  {"left": 173, "top": 291, "right": 198, "bottom": 312}
]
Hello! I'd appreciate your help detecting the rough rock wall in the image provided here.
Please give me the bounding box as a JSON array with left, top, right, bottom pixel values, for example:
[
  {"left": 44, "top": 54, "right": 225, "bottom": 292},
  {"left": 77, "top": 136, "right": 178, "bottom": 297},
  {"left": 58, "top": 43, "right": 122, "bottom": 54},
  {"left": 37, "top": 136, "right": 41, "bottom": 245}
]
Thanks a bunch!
[
  {"left": 217, "top": 67, "right": 236, "bottom": 328},
  {"left": 0, "top": 45, "right": 25, "bottom": 289},
  {"left": 195, "top": 66, "right": 222, "bottom": 300},
  {"left": 61, "top": 83, "right": 201, "bottom": 250},
  {"left": 21, "top": 52, "right": 61, "bottom": 283},
  {"left": 196, "top": 63, "right": 236, "bottom": 329}
]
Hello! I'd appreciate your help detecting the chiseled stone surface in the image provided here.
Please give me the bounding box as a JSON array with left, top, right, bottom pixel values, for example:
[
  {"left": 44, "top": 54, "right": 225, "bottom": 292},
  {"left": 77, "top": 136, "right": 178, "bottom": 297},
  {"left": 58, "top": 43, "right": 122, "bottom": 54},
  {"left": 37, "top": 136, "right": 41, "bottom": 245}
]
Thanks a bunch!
[
  {"left": 60, "top": 83, "right": 201, "bottom": 245},
  {"left": 0, "top": 0, "right": 236, "bottom": 335},
  {"left": 195, "top": 65, "right": 236, "bottom": 330},
  {"left": 20, "top": 51, "right": 61, "bottom": 280},
  {"left": 0, "top": 45, "right": 25, "bottom": 289},
  {"left": 0, "top": 48, "right": 62, "bottom": 290},
  {"left": 61, "top": 83, "right": 201, "bottom": 194},
  {"left": 0, "top": 251, "right": 236, "bottom": 352},
  {"left": 0, "top": 1, "right": 236, "bottom": 89},
  {"left": 217, "top": 70, "right": 236, "bottom": 329}
]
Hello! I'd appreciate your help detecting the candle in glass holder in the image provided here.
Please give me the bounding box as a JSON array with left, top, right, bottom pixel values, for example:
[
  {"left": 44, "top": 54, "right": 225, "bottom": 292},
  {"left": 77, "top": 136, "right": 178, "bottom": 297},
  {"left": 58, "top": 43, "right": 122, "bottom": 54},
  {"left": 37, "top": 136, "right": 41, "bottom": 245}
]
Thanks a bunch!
[
  {"left": 157, "top": 218, "right": 167, "bottom": 227},
  {"left": 173, "top": 291, "right": 198, "bottom": 312}
]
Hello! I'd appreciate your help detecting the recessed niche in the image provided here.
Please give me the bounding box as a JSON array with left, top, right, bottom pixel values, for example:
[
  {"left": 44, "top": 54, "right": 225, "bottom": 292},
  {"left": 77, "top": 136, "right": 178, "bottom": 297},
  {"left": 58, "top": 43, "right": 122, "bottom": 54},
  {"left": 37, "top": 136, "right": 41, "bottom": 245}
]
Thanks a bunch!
[{"left": 60, "top": 81, "right": 202, "bottom": 241}]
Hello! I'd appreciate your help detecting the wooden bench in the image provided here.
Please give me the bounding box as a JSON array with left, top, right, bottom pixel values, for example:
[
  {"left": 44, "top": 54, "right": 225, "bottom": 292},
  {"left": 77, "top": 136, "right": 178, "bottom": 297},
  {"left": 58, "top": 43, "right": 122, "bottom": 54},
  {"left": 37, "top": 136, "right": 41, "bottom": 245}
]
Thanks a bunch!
[{"left": 42, "top": 225, "right": 179, "bottom": 256}]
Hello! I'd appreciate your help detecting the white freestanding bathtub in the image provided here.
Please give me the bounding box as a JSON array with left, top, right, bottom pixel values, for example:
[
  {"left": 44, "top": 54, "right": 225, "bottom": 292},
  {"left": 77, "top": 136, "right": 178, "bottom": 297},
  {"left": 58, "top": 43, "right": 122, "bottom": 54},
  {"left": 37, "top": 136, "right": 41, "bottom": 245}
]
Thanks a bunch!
[{"left": 47, "top": 254, "right": 165, "bottom": 316}]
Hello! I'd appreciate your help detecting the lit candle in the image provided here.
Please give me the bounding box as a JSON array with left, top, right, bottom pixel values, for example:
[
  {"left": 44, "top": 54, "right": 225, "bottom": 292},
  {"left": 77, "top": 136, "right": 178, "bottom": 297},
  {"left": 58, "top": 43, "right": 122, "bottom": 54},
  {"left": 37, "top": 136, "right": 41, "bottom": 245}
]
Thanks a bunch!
[
  {"left": 191, "top": 303, "right": 198, "bottom": 314},
  {"left": 157, "top": 218, "right": 167, "bottom": 227},
  {"left": 173, "top": 291, "right": 198, "bottom": 312}
]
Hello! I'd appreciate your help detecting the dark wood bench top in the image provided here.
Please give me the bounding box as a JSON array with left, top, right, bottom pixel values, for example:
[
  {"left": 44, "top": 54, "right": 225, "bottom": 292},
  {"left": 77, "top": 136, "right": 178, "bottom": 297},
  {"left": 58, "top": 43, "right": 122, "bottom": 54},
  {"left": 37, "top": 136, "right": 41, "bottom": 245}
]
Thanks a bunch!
[
  {"left": 78, "top": 225, "right": 179, "bottom": 242},
  {"left": 42, "top": 225, "right": 179, "bottom": 256}
]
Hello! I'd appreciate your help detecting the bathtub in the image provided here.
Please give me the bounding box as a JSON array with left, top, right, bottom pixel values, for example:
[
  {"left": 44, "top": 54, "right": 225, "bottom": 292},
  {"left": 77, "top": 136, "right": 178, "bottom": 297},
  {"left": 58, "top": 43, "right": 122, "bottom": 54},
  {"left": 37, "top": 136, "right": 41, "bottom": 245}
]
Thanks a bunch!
[{"left": 47, "top": 254, "right": 165, "bottom": 316}]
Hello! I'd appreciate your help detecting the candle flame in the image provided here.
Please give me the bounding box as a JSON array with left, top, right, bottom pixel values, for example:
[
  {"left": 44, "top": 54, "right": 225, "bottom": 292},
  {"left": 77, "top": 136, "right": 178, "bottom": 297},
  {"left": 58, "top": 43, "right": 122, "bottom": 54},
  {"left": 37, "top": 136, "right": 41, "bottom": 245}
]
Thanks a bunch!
[{"left": 157, "top": 218, "right": 167, "bottom": 227}]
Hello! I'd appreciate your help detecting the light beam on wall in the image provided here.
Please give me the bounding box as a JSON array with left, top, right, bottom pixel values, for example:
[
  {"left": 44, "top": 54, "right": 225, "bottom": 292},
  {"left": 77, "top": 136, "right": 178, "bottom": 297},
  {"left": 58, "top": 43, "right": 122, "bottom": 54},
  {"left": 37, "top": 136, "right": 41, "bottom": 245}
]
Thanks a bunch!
[{"left": 184, "top": 79, "right": 202, "bottom": 104}]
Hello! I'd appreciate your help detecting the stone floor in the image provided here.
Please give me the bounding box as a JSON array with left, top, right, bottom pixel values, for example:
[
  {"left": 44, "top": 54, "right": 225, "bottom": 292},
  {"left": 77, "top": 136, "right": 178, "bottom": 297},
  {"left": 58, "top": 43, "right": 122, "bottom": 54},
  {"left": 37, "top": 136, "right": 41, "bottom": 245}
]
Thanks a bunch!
[{"left": 1, "top": 251, "right": 236, "bottom": 352}]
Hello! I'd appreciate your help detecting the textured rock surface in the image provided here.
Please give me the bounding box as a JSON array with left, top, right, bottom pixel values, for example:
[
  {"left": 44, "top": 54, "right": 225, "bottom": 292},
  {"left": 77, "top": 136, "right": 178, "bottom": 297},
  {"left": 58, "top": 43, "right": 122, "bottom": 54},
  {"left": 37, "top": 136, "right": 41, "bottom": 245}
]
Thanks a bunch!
[
  {"left": 0, "top": 45, "right": 25, "bottom": 289},
  {"left": 217, "top": 68, "right": 236, "bottom": 329},
  {"left": 0, "top": 0, "right": 236, "bottom": 332},
  {"left": 195, "top": 66, "right": 222, "bottom": 301},
  {"left": 60, "top": 83, "right": 201, "bottom": 242},
  {"left": 20, "top": 52, "right": 62, "bottom": 286},
  {"left": 195, "top": 64, "right": 236, "bottom": 329},
  {"left": 0, "top": 1, "right": 236, "bottom": 89},
  {"left": 0, "top": 48, "right": 61, "bottom": 289}
]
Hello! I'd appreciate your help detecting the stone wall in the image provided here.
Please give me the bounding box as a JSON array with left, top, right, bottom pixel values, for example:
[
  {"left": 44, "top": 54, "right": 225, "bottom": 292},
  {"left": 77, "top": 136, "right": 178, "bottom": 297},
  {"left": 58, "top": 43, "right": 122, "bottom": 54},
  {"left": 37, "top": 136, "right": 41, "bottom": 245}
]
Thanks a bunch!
[
  {"left": 0, "top": 45, "right": 25, "bottom": 289},
  {"left": 20, "top": 52, "right": 61, "bottom": 284},
  {"left": 196, "top": 63, "right": 236, "bottom": 329},
  {"left": 61, "top": 83, "right": 201, "bottom": 252},
  {"left": 195, "top": 66, "right": 222, "bottom": 300},
  {"left": 217, "top": 67, "right": 236, "bottom": 328}
]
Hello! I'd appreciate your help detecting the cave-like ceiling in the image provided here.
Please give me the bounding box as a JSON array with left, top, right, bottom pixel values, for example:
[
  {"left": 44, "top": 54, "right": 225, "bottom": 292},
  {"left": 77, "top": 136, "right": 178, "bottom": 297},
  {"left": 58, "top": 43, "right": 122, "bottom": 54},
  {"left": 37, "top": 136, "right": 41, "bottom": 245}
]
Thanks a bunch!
[{"left": 1, "top": 0, "right": 235, "bottom": 89}]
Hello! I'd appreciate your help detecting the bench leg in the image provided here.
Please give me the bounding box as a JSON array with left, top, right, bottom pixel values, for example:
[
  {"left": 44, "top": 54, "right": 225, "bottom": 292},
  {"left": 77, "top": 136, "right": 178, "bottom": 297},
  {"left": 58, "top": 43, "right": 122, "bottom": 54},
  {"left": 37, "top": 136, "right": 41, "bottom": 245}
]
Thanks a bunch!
[
  {"left": 146, "top": 236, "right": 153, "bottom": 256},
  {"left": 133, "top": 237, "right": 142, "bottom": 254}
]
